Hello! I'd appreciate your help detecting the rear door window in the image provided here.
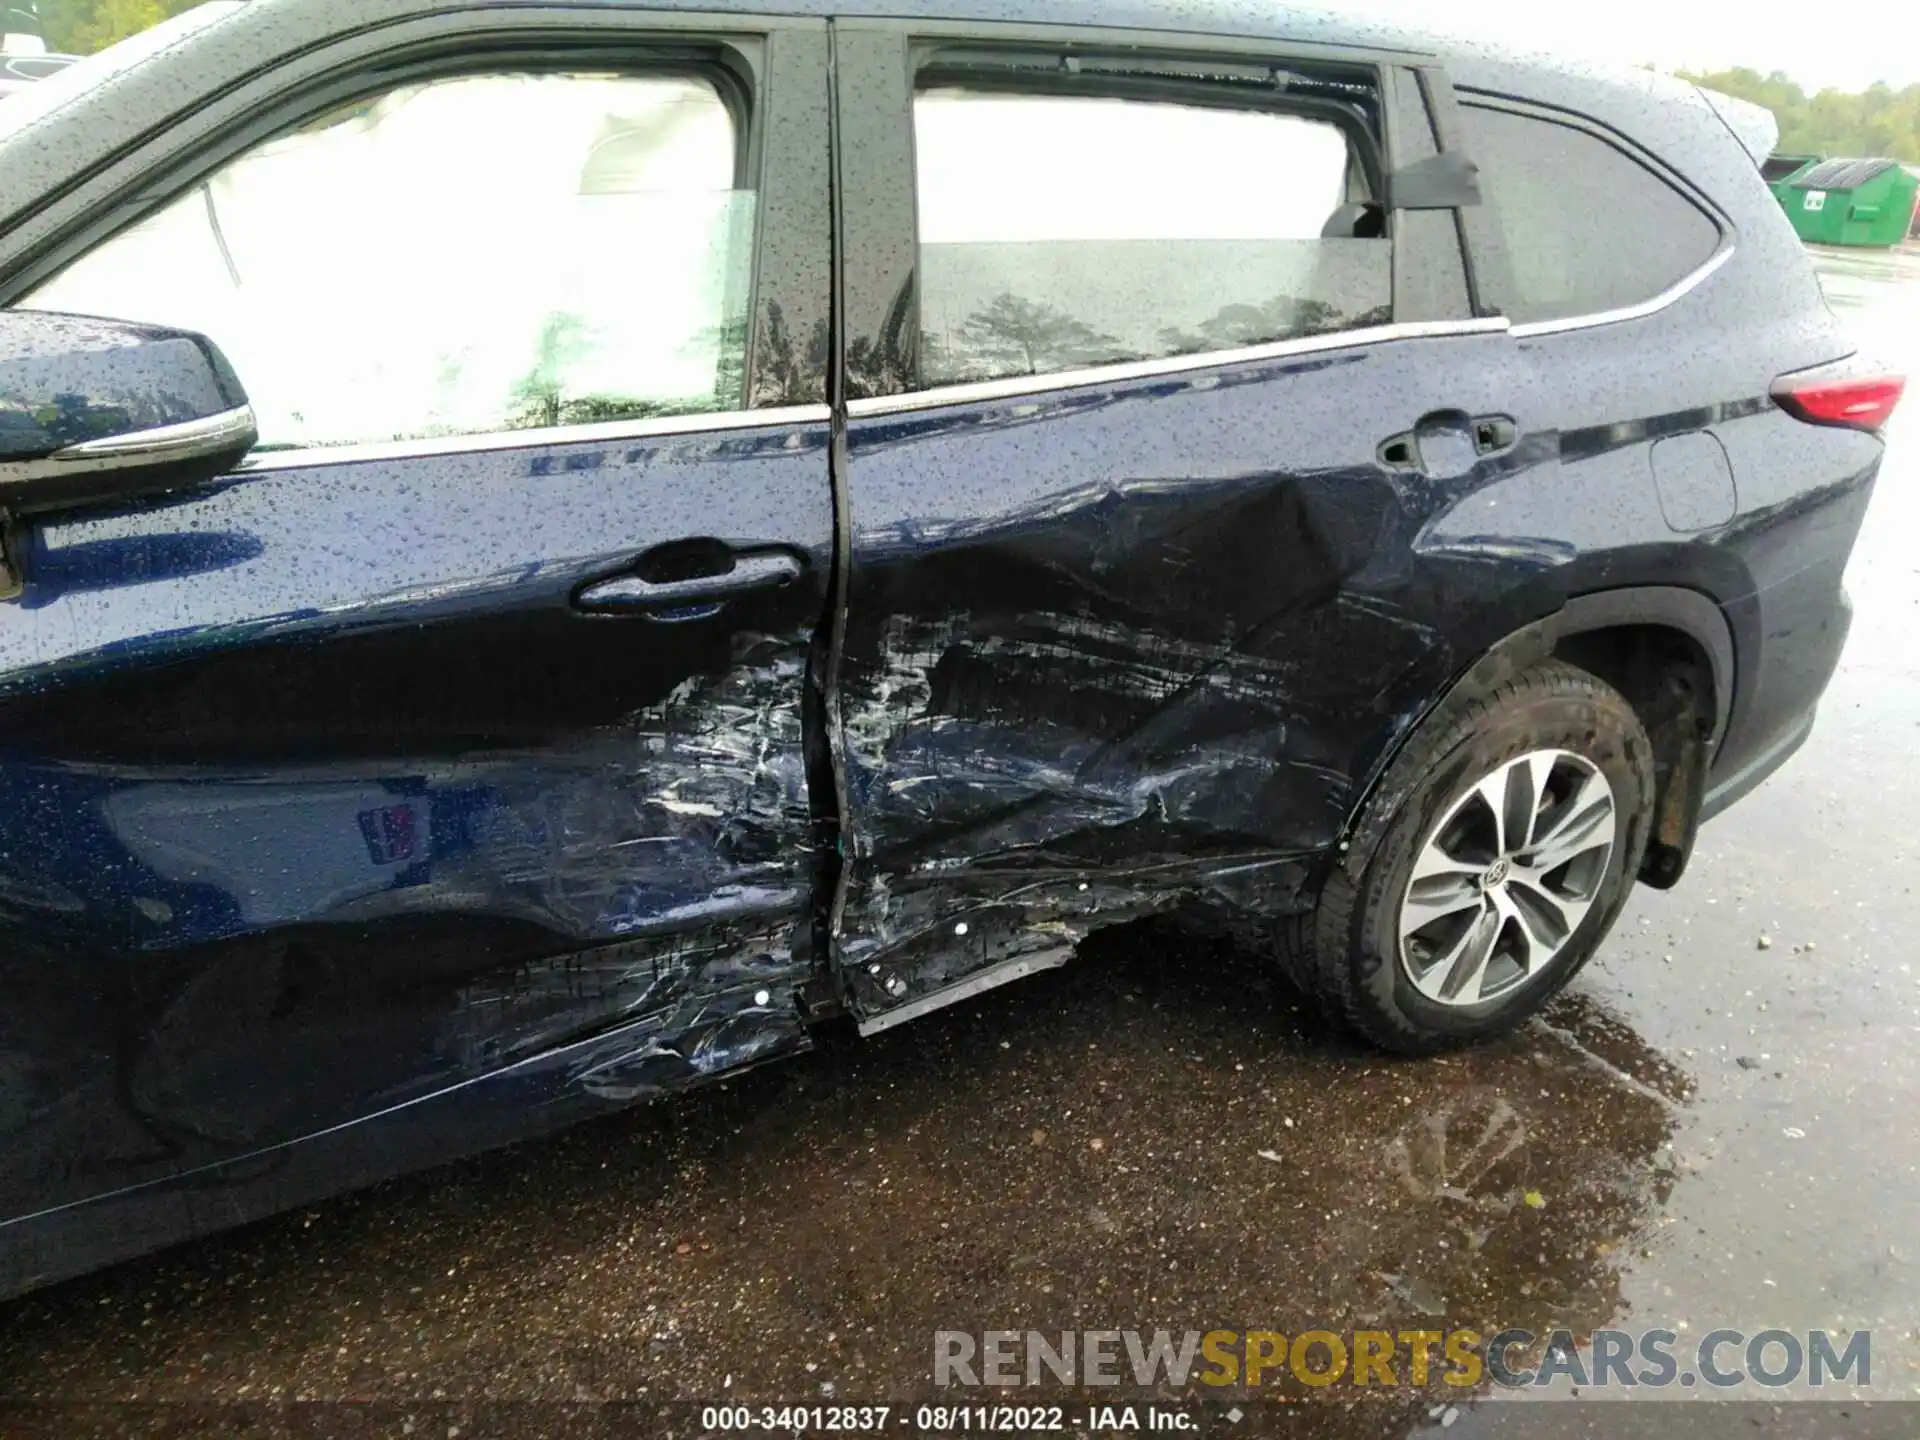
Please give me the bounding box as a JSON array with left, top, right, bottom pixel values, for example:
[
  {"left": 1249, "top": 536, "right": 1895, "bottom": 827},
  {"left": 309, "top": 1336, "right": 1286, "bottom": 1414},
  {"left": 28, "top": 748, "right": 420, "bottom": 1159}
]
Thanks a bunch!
[
  {"left": 914, "top": 88, "right": 1392, "bottom": 387},
  {"left": 1457, "top": 102, "right": 1722, "bottom": 325}
]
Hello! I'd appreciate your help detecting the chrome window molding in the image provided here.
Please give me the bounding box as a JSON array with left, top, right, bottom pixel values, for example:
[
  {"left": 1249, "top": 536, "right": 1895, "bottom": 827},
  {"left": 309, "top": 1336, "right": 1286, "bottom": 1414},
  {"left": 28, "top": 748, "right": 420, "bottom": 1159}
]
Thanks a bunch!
[
  {"left": 845, "top": 317, "right": 1513, "bottom": 419},
  {"left": 237, "top": 403, "right": 834, "bottom": 471},
  {"left": 1508, "top": 243, "right": 1736, "bottom": 339},
  {"left": 226, "top": 239, "right": 1729, "bottom": 464}
]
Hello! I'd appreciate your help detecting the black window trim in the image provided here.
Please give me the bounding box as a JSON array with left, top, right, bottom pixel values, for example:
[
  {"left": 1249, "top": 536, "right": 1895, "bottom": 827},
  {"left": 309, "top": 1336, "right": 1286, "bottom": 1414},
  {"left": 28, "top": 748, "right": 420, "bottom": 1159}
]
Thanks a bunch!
[
  {"left": 837, "top": 24, "right": 1510, "bottom": 418},
  {"left": 1384, "top": 62, "right": 1476, "bottom": 323},
  {"left": 910, "top": 45, "right": 1393, "bottom": 203},
  {"left": 0, "top": 10, "right": 836, "bottom": 467},
  {"left": 1451, "top": 88, "right": 1736, "bottom": 338},
  {"left": 0, "top": 27, "right": 763, "bottom": 304},
  {"left": 1405, "top": 64, "right": 1500, "bottom": 320}
]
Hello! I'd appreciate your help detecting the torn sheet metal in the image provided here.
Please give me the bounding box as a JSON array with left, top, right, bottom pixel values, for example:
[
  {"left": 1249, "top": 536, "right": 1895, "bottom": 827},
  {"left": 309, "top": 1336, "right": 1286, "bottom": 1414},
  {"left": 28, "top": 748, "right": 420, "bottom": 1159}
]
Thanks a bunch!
[
  {"left": 0, "top": 652, "right": 817, "bottom": 1216},
  {"left": 831, "top": 334, "right": 1534, "bottom": 1020}
]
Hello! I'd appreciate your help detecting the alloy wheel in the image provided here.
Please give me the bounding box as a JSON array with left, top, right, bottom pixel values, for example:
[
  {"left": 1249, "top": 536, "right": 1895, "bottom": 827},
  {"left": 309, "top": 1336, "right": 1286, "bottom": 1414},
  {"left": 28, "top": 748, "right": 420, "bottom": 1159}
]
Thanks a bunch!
[{"left": 1397, "top": 748, "right": 1618, "bottom": 1007}]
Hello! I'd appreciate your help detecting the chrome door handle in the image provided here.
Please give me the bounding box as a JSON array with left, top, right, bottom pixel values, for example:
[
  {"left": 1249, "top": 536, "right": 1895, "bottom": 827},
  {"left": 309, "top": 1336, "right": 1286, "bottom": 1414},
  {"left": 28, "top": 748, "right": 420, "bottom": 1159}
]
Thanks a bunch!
[{"left": 574, "top": 551, "right": 802, "bottom": 616}]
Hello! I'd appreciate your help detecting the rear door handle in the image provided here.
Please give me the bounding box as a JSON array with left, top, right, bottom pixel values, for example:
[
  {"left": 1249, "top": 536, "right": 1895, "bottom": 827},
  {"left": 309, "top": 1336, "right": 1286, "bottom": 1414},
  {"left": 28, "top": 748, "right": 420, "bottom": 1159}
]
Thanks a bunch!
[
  {"left": 1378, "top": 411, "right": 1519, "bottom": 478},
  {"left": 1471, "top": 416, "right": 1517, "bottom": 455},
  {"left": 574, "top": 551, "right": 802, "bottom": 618}
]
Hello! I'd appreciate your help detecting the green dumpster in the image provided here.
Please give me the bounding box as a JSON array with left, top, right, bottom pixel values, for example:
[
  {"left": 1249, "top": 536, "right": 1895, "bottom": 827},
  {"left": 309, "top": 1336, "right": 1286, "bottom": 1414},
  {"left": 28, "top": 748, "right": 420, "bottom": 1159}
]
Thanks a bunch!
[
  {"left": 1782, "top": 157, "right": 1920, "bottom": 248},
  {"left": 1762, "top": 152, "right": 1821, "bottom": 213}
]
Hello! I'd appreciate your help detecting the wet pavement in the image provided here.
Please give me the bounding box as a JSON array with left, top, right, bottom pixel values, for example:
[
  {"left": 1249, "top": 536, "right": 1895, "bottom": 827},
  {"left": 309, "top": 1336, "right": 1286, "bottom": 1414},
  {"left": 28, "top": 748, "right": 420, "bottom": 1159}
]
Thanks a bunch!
[{"left": 1, "top": 247, "right": 1918, "bottom": 1438}]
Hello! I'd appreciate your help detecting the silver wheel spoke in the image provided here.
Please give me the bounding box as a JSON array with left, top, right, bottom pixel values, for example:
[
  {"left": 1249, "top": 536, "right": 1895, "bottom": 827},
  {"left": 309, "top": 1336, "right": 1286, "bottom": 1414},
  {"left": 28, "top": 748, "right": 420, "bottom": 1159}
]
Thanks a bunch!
[
  {"left": 1495, "top": 882, "right": 1560, "bottom": 969},
  {"left": 1400, "top": 871, "right": 1485, "bottom": 936},
  {"left": 1524, "top": 770, "right": 1616, "bottom": 879},
  {"left": 1398, "top": 746, "right": 1619, "bottom": 1009},
  {"left": 1436, "top": 904, "right": 1502, "bottom": 1003},
  {"left": 1514, "top": 751, "right": 1557, "bottom": 853},
  {"left": 1472, "top": 772, "right": 1513, "bottom": 856},
  {"left": 1409, "top": 841, "right": 1479, "bottom": 885}
]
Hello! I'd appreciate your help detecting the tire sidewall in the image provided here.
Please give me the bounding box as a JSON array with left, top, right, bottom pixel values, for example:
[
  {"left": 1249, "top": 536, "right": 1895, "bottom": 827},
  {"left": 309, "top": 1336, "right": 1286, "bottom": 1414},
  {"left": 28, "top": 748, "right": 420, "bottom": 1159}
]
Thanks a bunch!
[{"left": 1349, "top": 691, "right": 1654, "bottom": 1043}]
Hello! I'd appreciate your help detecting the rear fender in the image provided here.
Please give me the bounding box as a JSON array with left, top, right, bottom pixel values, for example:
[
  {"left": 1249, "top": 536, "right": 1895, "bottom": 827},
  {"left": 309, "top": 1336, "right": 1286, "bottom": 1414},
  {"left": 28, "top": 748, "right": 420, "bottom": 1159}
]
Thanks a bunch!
[{"left": 1334, "top": 586, "right": 1732, "bottom": 890}]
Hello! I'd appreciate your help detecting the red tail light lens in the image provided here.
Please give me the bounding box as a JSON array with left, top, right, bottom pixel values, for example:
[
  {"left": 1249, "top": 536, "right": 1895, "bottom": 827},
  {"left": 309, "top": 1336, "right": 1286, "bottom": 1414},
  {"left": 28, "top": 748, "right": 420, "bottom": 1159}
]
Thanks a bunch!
[{"left": 1772, "top": 374, "right": 1906, "bottom": 432}]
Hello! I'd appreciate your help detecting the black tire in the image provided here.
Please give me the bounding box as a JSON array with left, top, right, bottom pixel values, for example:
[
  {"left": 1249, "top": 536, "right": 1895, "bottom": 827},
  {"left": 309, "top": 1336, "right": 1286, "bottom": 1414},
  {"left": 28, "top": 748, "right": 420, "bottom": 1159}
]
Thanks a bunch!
[{"left": 1296, "top": 660, "right": 1657, "bottom": 1055}]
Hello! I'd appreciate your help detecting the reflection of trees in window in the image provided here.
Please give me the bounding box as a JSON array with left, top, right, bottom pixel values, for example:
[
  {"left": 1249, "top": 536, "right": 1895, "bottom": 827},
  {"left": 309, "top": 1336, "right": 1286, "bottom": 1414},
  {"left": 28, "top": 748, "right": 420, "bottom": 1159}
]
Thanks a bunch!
[
  {"left": 1159, "top": 294, "right": 1391, "bottom": 357},
  {"left": 710, "top": 315, "right": 748, "bottom": 411},
  {"left": 508, "top": 311, "right": 750, "bottom": 430},
  {"left": 509, "top": 314, "right": 593, "bottom": 430},
  {"left": 932, "top": 293, "right": 1127, "bottom": 383},
  {"left": 923, "top": 290, "right": 1394, "bottom": 388}
]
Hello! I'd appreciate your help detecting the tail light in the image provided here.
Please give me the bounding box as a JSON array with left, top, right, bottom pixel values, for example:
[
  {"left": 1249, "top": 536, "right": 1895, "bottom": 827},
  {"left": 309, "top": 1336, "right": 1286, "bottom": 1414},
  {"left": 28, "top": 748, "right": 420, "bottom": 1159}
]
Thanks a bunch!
[{"left": 1772, "top": 371, "right": 1905, "bottom": 432}]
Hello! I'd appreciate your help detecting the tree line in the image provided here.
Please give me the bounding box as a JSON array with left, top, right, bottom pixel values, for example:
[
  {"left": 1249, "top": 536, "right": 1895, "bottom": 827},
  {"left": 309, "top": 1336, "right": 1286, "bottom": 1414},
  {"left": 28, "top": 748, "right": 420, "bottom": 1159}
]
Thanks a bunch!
[
  {"left": 15, "top": 0, "right": 202, "bottom": 58},
  {"left": 1680, "top": 68, "right": 1920, "bottom": 164}
]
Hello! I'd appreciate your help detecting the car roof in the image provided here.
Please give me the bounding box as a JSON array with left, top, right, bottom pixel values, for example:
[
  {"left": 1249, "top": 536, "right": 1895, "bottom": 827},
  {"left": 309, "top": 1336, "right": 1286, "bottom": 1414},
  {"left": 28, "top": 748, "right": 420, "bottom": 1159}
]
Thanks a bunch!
[
  {"left": 0, "top": 0, "right": 1736, "bottom": 247},
  {"left": 230, "top": 0, "right": 1457, "bottom": 55},
  {"left": 17, "top": 0, "right": 1707, "bottom": 112},
  {"left": 616, "top": 0, "right": 1725, "bottom": 143},
  {"left": 217, "top": 0, "right": 1714, "bottom": 115},
  {"left": 755, "top": 0, "right": 1443, "bottom": 54}
]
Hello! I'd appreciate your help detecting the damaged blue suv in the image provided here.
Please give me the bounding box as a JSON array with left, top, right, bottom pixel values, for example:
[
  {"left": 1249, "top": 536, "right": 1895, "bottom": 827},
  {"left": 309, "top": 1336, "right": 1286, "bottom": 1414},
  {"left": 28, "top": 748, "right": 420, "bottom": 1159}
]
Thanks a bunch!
[{"left": 0, "top": 0, "right": 1900, "bottom": 1293}]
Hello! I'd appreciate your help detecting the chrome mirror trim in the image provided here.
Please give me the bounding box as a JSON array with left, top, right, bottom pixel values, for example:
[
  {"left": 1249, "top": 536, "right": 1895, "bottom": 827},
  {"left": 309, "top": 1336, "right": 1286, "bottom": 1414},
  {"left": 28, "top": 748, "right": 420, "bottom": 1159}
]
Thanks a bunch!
[
  {"left": 0, "top": 404, "right": 257, "bottom": 489},
  {"left": 51, "top": 404, "right": 257, "bottom": 472}
]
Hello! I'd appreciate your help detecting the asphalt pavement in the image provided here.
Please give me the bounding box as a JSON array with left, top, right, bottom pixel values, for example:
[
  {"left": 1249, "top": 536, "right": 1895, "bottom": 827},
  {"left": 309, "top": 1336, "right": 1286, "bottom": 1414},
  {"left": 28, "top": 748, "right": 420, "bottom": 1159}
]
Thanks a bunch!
[{"left": 1, "top": 246, "right": 1917, "bottom": 1439}]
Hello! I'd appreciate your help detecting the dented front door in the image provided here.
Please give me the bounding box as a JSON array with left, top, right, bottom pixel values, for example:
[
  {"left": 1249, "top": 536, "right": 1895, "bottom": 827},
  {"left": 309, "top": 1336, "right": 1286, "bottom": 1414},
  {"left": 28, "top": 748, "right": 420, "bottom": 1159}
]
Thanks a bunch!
[{"left": 0, "top": 20, "right": 833, "bottom": 1221}]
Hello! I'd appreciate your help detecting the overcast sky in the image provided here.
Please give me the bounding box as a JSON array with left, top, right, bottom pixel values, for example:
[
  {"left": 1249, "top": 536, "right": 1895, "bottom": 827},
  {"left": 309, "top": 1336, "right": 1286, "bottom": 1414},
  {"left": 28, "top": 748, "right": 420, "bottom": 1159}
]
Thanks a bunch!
[{"left": 1333, "top": 0, "right": 1920, "bottom": 93}]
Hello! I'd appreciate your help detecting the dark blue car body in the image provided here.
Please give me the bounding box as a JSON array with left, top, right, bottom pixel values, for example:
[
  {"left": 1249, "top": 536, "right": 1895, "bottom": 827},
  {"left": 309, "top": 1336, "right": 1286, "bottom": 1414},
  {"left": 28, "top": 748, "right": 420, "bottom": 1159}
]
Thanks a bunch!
[{"left": 0, "top": 0, "right": 1884, "bottom": 1293}]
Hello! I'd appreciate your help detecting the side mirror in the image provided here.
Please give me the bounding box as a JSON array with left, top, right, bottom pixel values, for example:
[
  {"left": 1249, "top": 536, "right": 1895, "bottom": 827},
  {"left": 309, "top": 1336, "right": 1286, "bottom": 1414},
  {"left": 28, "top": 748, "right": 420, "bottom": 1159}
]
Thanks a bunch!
[{"left": 0, "top": 309, "right": 256, "bottom": 516}]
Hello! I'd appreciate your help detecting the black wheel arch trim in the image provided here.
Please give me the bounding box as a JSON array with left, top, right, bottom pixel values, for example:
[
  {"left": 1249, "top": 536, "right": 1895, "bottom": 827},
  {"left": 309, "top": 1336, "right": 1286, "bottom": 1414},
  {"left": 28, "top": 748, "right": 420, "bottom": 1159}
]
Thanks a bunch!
[
  {"left": 1335, "top": 584, "right": 1735, "bottom": 891},
  {"left": 1552, "top": 586, "right": 1734, "bottom": 749}
]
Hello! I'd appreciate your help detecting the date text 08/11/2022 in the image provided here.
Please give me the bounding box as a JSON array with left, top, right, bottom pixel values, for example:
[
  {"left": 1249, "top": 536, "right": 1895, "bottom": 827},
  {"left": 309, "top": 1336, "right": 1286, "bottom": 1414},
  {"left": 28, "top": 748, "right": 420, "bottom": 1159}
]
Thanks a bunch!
[{"left": 699, "top": 1405, "right": 1197, "bottom": 1432}]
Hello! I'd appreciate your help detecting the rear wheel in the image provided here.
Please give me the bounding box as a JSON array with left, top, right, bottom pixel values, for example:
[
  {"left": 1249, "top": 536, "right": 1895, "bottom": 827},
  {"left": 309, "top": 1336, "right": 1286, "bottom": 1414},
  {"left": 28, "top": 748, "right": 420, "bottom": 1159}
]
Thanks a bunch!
[{"left": 1297, "top": 660, "right": 1656, "bottom": 1054}]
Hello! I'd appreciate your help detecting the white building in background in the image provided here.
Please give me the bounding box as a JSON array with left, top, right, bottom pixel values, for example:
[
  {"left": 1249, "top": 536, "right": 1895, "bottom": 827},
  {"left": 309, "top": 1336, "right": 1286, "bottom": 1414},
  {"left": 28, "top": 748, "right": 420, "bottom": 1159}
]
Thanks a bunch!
[
  {"left": 1, "top": 4, "right": 75, "bottom": 99},
  {"left": 1, "top": 1, "right": 46, "bottom": 54}
]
